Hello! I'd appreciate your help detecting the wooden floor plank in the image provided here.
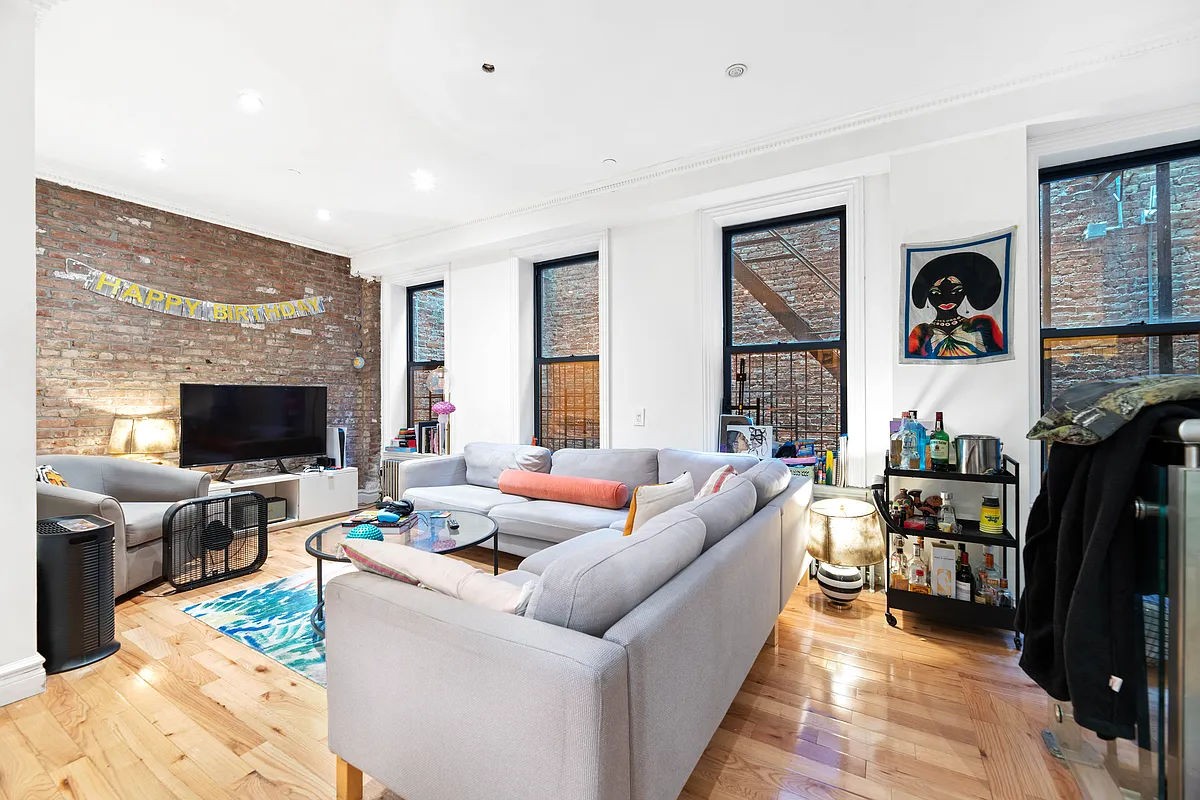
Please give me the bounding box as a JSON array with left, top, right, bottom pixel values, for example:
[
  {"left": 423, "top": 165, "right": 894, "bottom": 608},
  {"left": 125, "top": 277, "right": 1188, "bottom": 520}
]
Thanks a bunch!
[{"left": 0, "top": 519, "right": 1086, "bottom": 799}]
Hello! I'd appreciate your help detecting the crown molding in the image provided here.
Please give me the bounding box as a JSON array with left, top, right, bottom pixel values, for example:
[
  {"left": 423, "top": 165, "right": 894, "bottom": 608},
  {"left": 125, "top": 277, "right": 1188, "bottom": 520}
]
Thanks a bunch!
[
  {"left": 353, "top": 23, "right": 1200, "bottom": 260},
  {"left": 36, "top": 169, "right": 352, "bottom": 258},
  {"left": 1029, "top": 102, "right": 1200, "bottom": 164}
]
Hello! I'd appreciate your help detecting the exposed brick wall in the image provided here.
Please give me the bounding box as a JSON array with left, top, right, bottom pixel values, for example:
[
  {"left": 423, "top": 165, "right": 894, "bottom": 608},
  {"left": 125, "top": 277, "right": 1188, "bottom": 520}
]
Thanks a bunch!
[
  {"left": 35, "top": 181, "right": 381, "bottom": 490},
  {"left": 1044, "top": 157, "right": 1200, "bottom": 397}
]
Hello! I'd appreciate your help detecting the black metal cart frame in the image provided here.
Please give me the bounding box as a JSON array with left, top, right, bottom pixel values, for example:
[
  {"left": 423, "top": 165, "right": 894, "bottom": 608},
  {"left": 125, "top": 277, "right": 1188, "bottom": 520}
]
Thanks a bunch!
[{"left": 872, "top": 455, "right": 1022, "bottom": 650}]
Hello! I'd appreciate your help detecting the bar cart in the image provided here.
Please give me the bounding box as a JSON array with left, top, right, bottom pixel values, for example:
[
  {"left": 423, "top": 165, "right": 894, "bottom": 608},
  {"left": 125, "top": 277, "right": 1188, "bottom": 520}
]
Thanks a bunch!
[{"left": 872, "top": 454, "right": 1022, "bottom": 650}]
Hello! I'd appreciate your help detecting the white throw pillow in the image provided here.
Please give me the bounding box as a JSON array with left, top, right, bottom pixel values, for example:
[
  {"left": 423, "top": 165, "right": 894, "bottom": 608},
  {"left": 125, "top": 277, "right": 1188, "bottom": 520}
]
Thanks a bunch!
[
  {"left": 622, "top": 471, "right": 693, "bottom": 536},
  {"left": 343, "top": 540, "right": 536, "bottom": 614}
]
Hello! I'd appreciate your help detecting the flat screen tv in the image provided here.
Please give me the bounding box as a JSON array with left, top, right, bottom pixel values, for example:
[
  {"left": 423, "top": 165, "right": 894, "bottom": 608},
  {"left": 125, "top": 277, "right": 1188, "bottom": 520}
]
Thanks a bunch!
[{"left": 179, "top": 384, "right": 327, "bottom": 468}]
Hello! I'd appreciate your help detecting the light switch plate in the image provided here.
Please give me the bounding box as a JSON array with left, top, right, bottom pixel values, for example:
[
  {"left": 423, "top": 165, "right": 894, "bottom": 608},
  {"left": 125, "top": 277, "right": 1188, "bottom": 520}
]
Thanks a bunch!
[{"left": 633, "top": 408, "right": 646, "bottom": 427}]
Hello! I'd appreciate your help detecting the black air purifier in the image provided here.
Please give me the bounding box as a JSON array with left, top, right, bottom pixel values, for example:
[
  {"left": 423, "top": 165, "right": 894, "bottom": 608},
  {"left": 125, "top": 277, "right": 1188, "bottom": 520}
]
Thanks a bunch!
[{"left": 36, "top": 515, "right": 120, "bottom": 674}]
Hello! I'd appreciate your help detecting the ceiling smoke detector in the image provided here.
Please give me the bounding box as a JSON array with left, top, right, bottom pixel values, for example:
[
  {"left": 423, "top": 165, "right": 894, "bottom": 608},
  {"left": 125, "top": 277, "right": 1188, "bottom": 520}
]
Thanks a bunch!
[
  {"left": 481, "top": 63, "right": 495, "bottom": 73},
  {"left": 725, "top": 63, "right": 747, "bottom": 78}
]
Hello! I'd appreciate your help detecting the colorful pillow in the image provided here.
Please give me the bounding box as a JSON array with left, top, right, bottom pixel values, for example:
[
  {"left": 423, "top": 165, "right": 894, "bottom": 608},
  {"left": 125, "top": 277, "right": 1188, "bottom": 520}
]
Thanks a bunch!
[
  {"left": 343, "top": 540, "right": 535, "bottom": 614},
  {"left": 695, "top": 464, "right": 736, "bottom": 498},
  {"left": 497, "top": 469, "right": 629, "bottom": 509},
  {"left": 623, "top": 471, "right": 694, "bottom": 536},
  {"left": 35, "top": 465, "right": 68, "bottom": 487}
]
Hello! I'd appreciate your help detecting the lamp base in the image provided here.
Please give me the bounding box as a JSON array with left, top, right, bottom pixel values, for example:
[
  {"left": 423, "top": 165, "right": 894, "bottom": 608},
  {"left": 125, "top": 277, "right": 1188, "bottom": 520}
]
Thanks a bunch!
[{"left": 816, "top": 562, "right": 863, "bottom": 605}]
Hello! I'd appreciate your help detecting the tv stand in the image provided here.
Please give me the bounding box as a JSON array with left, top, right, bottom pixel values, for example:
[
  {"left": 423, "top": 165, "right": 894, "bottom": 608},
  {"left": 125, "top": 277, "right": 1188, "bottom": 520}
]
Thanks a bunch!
[
  {"left": 207, "top": 467, "right": 359, "bottom": 531},
  {"left": 214, "top": 458, "right": 297, "bottom": 483}
]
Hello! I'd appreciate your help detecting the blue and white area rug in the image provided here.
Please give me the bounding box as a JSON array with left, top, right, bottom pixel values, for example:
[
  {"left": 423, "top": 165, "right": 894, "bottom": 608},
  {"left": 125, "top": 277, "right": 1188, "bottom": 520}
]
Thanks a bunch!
[{"left": 182, "top": 564, "right": 351, "bottom": 687}]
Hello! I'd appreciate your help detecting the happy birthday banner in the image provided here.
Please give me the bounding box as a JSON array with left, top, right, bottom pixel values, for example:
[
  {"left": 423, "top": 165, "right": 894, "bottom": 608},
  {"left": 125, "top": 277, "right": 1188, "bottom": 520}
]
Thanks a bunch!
[{"left": 59, "top": 258, "right": 329, "bottom": 324}]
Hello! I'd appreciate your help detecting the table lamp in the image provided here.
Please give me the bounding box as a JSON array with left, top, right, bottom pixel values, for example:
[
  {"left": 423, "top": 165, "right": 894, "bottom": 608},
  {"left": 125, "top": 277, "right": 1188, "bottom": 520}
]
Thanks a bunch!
[
  {"left": 806, "top": 497, "right": 885, "bottom": 606},
  {"left": 109, "top": 417, "right": 177, "bottom": 461}
]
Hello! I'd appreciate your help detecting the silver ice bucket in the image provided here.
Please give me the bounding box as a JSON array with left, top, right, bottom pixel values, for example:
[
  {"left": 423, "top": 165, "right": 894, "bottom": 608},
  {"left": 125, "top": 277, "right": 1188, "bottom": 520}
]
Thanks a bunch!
[{"left": 955, "top": 435, "right": 1003, "bottom": 474}]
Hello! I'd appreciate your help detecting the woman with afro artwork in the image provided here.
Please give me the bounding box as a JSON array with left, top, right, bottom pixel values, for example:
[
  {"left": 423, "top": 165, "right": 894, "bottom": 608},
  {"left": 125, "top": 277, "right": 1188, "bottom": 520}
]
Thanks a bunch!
[{"left": 906, "top": 251, "right": 1005, "bottom": 359}]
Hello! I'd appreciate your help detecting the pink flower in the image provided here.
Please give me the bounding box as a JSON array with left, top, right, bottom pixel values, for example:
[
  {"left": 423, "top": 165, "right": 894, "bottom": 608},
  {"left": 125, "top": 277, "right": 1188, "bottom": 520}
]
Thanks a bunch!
[{"left": 431, "top": 401, "right": 457, "bottom": 416}]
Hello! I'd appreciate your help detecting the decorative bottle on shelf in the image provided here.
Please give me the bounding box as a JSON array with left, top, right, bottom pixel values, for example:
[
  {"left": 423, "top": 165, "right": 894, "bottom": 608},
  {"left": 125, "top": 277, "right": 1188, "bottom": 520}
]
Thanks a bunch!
[
  {"left": 937, "top": 492, "right": 958, "bottom": 534},
  {"left": 890, "top": 412, "right": 910, "bottom": 468},
  {"left": 997, "top": 579, "right": 1014, "bottom": 609},
  {"left": 955, "top": 544, "right": 975, "bottom": 602},
  {"left": 900, "top": 414, "right": 921, "bottom": 471},
  {"left": 983, "top": 546, "right": 1001, "bottom": 583},
  {"left": 930, "top": 412, "right": 951, "bottom": 471},
  {"left": 889, "top": 537, "right": 909, "bottom": 590},
  {"left": 975, "top": 571, "right": 996, "bottom": 605},
  {"left": 907, "top": 537, "right": 930, "bottom": 594},
  {"left": 909, "top": 410, "right": 928, "bottom": 470}
]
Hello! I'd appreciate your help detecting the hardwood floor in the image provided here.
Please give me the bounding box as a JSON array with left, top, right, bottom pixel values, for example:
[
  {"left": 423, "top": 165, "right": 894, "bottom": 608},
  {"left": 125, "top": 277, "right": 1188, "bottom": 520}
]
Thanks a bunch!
[{"left": 0, "top": 520, "right": 1079, "bottom": 800}]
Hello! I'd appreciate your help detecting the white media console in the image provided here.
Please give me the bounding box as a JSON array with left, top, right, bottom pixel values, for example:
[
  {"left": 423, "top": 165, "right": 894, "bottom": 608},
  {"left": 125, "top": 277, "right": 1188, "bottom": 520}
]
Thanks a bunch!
[{"left": 208, "top": 467, "right": 359, "bottom": 530}]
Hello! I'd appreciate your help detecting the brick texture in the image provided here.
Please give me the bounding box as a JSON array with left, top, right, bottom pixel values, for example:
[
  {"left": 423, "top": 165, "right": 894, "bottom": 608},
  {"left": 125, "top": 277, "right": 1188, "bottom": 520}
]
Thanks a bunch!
[{"left": 35, "top": 181, "right": 381, "bottom": 490}]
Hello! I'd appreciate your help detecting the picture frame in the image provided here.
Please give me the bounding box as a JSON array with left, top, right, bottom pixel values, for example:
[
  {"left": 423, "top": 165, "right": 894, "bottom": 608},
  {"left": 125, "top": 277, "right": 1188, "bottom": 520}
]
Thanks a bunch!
[
  {"left": 717, "top": 414, "right": 752, "bottom": 453},
  {"left": 415, "top": 421, "right": 438, "bottom": 454},
  {"left": 727, "top": 424, "right": 774, "bottom": 458}
]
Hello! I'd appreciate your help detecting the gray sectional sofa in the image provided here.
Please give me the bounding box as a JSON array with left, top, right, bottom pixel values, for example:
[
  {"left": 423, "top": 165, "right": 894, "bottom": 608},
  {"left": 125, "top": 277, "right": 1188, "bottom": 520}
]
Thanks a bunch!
[{"left": 325, "top": 443, "right": 813, "bottom": 800}]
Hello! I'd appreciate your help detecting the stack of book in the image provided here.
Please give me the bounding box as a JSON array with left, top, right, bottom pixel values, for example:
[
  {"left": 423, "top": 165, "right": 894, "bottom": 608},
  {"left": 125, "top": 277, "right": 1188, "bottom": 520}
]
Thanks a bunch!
[{"left": 384, "top": 428, "right": 418, "bottom": 454}]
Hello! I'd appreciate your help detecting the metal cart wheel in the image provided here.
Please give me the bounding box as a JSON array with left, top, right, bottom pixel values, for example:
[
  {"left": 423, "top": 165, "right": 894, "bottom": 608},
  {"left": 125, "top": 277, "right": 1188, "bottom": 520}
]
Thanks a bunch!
[{"left": 885, "top": 612, "right": 898, "bottom": 627}]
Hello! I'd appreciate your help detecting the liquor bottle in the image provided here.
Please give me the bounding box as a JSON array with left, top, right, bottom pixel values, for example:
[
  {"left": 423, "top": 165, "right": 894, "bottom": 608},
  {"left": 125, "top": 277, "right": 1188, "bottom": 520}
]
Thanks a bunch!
[
  {"left": 907, "top": 537, "right": 930, "bottom": 594},
  {"left": 889, "top": 536, "right": 909, "bottom": 590},
  {"left": 930, "top": 412, "right": 951, "bottom": 471},
  {"left": 955, "top": 544, "right": 975, "bottom": 602},
  {"left": 997, "top": 578, "right": 1014, "bottom": 609},
  {"left": 900, "top": 414, "right": 920, "bottom": 471},
  {"left": 983, "top": 546, "right": 1001, "bottom": 583},
  {"left": 975, "top": 571, "right": 996, "bottom": 605},
  {"left": 937, "top": 492, "right": 958, "bottom": 534},
  {"left": 908, "top": 410, "right": 928, "bottom": 470},
  {"left": 890, "top": 412, "right": 910, "bottom": 468}
]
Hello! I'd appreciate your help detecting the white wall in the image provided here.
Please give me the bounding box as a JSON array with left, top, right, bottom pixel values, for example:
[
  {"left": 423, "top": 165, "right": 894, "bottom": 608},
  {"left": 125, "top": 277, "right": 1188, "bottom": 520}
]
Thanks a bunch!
[{"left": 0, "top": 0, "right": 45, "bottom": 706}]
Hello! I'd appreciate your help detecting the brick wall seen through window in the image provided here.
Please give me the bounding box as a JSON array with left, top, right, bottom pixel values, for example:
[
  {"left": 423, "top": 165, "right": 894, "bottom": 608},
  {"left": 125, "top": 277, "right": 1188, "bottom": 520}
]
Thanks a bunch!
[{"left": 535, "top": 254, "right": 600, "bottom": 450}]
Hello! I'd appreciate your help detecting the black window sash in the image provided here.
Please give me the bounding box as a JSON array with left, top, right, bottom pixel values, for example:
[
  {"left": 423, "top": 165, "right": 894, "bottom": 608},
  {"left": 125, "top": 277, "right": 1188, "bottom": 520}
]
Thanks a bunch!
[{"left": 407, "top": 280, "right": 444, "bottom": 426}]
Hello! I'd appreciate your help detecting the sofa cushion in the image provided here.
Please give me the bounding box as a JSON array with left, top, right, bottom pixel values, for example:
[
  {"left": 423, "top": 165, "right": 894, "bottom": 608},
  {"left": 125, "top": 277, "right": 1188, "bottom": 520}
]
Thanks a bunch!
[
  {"left": 676, "top": 474, "right": 757, "bottom": 551},
  {"left": 518, "top": 527, "right": 626, "bottom": 576},
  {"left": 464, "top": 442, "right": 552, "bottom": 489},
  {"left": 490, "top": 501, "right": 627, "bottom": 545},
  {"left": 551, "top": 448, "right": 659, "bottom": 502},
  {"left": 494, "top": 569, "right": 541, "bottom": 589},
  {"left": 122, "top": 501, "right": 173, "bottom": 547},
  {"left": 403, "top": 484, "right": 529, "bottom": 515},
  {"left": 739, "top": 459, "right": 792, "bottom": 511},
  {"left": 623, "top": 472, "right": 693, "bottom": 535},
  {"left": 657, "top": 448, "right": 759, "bottom": 493},
  {"left": 497, "top": 469, "right": 629, "bottom": 509},
  {"left": 696, "top": 464, "right": 738, "bottom": 497},
  {"left": 525, "top": 506, "right": 704, "bottom": 636}
]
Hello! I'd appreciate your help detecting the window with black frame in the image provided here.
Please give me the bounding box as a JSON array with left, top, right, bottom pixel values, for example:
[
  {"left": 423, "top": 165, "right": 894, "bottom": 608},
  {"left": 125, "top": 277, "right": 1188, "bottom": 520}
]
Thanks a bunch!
[
  {"left": 1040, "top": 142, "right": 1200, "bottom": 407},
  {"left": 407, "top": 281, "right": 445, "bottom": 425},
  {"left": 723, "top": 208, "right": 847, "bottom": 453},
  {"left": 535, "top": 254, "right": 600, "bottom": 450}
]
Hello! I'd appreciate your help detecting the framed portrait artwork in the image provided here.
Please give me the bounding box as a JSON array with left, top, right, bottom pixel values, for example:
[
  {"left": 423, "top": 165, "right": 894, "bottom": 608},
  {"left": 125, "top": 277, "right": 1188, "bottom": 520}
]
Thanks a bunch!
[{"left": 899, "top": 226, "right": 1015, "bottom": 365}]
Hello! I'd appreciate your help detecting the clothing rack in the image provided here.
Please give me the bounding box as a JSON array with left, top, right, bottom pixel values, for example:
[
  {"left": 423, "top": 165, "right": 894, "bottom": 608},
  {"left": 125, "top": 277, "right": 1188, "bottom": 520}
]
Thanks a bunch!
[{"left": 1042, "top": 417, "right": 1199, "bottom": 799}]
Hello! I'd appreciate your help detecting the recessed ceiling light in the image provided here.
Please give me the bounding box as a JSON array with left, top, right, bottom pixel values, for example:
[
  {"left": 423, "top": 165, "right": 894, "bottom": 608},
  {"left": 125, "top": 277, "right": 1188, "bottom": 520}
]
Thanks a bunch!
[
  {"left": 141, "top": 150, "right": 167, "bottom": 171},
  {"left": 481, "top": 63, "right": 495, "bottom": 73},
  {"left": 411, "top": 169, "right": 437, "bottom": 192},
  {"left": 602, "top": 158, "right": 617, "bottom": 166},
  {"left": 238, "top": 90, "right": 264, "bottom": 113},
  {"left": 726, "top": 63, "right": 747, "bottom": 78},
  {"left": 316, "top": 208, "right": 331, "bottom": 222}
]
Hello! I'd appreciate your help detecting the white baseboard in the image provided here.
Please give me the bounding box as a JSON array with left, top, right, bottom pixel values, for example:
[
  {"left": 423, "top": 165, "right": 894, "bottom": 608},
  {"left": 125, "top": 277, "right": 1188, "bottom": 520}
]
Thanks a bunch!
[{"left": 0, "top": 654, "right": 46, "bottom": 707}]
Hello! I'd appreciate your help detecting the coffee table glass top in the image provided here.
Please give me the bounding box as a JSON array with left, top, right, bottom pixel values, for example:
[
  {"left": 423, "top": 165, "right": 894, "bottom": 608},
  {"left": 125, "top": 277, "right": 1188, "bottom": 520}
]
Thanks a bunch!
[{"left": 306, "top": 510, "right": 498, "bottom": 562}]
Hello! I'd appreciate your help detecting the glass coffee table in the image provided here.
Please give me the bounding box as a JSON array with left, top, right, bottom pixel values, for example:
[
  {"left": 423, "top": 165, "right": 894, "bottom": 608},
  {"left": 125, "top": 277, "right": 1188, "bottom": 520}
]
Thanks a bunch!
[{"left": 304, "top": 509, "right": 499, "bottom": 638}]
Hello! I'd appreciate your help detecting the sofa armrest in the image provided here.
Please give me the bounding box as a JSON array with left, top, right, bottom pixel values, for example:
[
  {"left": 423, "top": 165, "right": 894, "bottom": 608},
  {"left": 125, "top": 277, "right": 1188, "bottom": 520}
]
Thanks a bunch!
[
  {"left": 37, "top": 483, "right": 130, "bottom": 593},
  {"left": 97, "top": 459, "right": 211, "bottom": 503},
  {"left": 325, "top": 571, "right": 630, "bottom": 800},
  {"left": 386, "top": 454, "right": 467, "bottom": 497},
  {"left": 768, "top": 475, "right": 813, "bottom": 612}
]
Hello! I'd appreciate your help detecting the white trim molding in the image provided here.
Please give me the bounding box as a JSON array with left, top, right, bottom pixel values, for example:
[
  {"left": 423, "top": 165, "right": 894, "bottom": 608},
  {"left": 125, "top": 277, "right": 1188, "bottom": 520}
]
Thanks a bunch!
[
  {"left": 698, "top": 177, "right": 867, "bottom": 484},
  {"left": 0, "top": 654, "right": 45, "bottom": 707}
]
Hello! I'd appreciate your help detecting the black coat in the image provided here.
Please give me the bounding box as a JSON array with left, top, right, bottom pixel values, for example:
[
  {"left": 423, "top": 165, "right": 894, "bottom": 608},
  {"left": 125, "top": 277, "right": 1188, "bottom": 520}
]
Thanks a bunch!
[{"left": 1017, "top": 402, "right": 1200, "bottom": 741}]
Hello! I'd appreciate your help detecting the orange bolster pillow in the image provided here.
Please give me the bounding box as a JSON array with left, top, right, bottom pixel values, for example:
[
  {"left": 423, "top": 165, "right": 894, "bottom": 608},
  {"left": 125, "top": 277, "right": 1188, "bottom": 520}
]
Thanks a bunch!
[{"left": 498, "top": 469, "right": 630, "bottom": 509}]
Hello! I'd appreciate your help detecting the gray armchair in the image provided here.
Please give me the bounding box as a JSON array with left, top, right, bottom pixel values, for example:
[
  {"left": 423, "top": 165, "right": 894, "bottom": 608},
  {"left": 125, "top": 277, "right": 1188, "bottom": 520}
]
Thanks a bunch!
[{"left": 35, "top": 455, "right": 212, "bottom": 597}]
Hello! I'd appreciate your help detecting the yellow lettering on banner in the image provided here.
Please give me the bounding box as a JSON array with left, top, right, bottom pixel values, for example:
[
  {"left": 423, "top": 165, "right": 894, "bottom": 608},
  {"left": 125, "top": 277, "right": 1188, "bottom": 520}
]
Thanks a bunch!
[
  {"left": 145, "top": 288, "right": 166, "bottom": 306},
  {"left": 94, "top": 272, "right": 122, "bottom": 295},
  {"left": 305, "top": 297, "right": 323, "bottom": 313},
  {"left": 119, "top": 282, "right": 145, "bottom": 304},
  {"left": 234, "top": 306, "right": 250, "bottom": 323},
  {"left": 164, "top": 295, "right": 183, "bottom": 313},
  {"left": 182, "top": 298, "right": 202, "bottom": 317},
  {"left": 213, "top": 304, "right": 232, "bottom": 322},
  {"left": 263, "top": 304, "right": 280, "bottom": 320},
  {"left": 280, "top": 301, "right": 296, "bottom": 318}
]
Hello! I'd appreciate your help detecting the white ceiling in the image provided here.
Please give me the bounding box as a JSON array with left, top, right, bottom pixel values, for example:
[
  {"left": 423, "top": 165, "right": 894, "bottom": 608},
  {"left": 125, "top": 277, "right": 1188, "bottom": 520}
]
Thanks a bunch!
[{"left": 34, "top": 0, "right": 1200, "bottom": 256}]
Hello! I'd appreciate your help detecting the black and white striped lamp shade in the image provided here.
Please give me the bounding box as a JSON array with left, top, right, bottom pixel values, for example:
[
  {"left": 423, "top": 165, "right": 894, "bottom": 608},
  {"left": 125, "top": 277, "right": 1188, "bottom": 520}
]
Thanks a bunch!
[{"left": 816, "top": 562, "right": 864, "bottom": 605}]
